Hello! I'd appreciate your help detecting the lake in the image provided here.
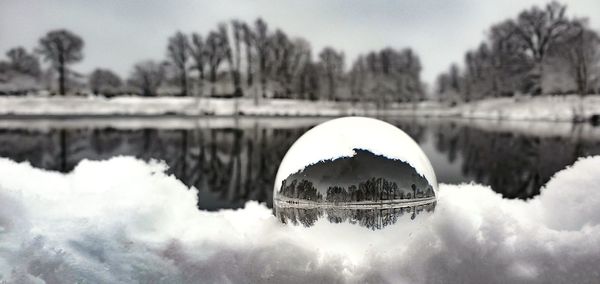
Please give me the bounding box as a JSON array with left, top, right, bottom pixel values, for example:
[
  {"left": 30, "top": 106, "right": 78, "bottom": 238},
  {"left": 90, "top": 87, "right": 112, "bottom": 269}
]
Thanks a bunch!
[{"left": 1, "top": 116, "right": 599, "bottom": 210}]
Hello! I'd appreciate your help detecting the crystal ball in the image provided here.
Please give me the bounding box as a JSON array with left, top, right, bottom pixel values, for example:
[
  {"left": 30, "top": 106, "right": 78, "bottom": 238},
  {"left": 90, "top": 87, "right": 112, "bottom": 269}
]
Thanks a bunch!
[{"left": 274, "top": 117, "right": 437, "bottom": 209}]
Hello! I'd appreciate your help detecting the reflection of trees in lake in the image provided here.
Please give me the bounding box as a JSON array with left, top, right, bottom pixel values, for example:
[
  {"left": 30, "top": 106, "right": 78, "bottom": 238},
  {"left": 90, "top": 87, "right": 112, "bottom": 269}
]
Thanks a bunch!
[
  {"left": 1, "top": 119, "right": 599, "bottom": 207},
  {"left": 0, "top": 126, "right": 308, "bottom": 209},
  {"left": 275, "top": 202, "right": 436, "bottom": 230},
  {"left": 429, "top": 122, "right": 600, "bottom": 198}
]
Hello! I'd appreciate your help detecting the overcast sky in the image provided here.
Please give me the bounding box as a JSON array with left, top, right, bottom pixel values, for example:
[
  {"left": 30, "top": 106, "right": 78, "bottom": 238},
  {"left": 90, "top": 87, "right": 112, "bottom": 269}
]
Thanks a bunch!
[{"left": 1, "top": 0, "right": 599, "bottom": 87}]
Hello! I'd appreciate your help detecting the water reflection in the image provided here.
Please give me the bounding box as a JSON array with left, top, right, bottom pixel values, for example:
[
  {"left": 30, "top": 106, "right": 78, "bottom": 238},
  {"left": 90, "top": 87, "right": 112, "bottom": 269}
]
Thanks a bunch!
[
  {"left": 0, "top": 117, "right": 599, "bottom": 209},
  {"left": 274, "top": 200, "right": 436, "bottom": 230}
]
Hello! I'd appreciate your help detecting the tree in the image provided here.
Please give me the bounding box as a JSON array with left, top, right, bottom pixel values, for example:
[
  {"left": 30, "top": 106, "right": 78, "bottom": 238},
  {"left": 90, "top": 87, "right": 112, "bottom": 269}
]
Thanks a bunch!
[
  {"left": 254, "top": 18, "right": 270, "bottom": 99},
  {"left": 128, "top": 60, "right": 165, "bottom": 96},
  {"left": 205, "top": 30, "right": 228, "bottom": 96},
  {"left": 37, "top": 29, "right": 84, "bottom": 95},
  {"left": 188, "top": 33, "right": 207, "bottom": 97},
  {"left": 555, "top": 20, "right": 600, "bottom": 96},
  {"left": 508, "top": 1, "right": 570, "bottom": 94},
  {"left": 241, "top": 23, "right": 255, "bottom": 90},
  {"left": 448, "top": 63, "right": 461, "bottom": 95},
  {"left": 318, "top": 47, "right": 344, "bottom": 100},
  {"left": 269, "top": 31, "right": 311, "bottom": 98},
  {"left": 222, "top": 20, "right": 244, "bottom": 97},
  {"left": 88, "top": 68, "right": 122, "bottom": 95},
  {"left": 6, "top": 47, "right": 41, "bottom": 77},
  {"left": 167, "top": 31, "right": 190, "bottom": 96}
]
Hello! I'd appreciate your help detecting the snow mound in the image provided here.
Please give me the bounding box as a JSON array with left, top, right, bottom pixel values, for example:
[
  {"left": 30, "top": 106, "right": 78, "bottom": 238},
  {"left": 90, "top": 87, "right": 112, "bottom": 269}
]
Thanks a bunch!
[{"left": 1, "top": 156, "right": 600, "bottom": 283}]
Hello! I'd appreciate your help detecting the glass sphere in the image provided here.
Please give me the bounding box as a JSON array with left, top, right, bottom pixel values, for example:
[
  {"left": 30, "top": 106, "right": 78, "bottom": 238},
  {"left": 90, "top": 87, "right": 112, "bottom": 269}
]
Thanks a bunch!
[{"left": 273, "top": 117, "right": 437, "bottom": 229}]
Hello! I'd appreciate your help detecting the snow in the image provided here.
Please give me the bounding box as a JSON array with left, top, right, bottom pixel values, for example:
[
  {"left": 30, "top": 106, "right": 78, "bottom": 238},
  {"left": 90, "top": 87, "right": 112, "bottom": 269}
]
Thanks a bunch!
[
  {"left": 1, "top": 155, "right": 600, "bottom": 283},
  {"left": 274, "top": 117, "right": 438, "bottom": 193},
  {"left": 0, "top": 95, "right": 405, "bottom": 117},
  {"left": 1, "top": 94, "right": 599, "bottom": 121}
]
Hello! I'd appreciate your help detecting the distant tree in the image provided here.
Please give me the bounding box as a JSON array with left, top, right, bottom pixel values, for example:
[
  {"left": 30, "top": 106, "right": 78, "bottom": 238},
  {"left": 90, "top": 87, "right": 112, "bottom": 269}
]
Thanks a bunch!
[
  {"left": 297, "top": 61, "right": 321, "bottom": 101},
  {"left": 318, "top": 47, "right": 344, "bottom": 100},
  {"left": 205, "top": 30, "right": 228, "bottom": 96},
  {"left": 269, "top": 31, "right": 311, "bottom": 98},
  {"left": 350, "top": 48, "right": 423, "bottom": 104},
  {"left": 6, "top": 47, "right": 41, "bottom": 77},
  {"left": 254, "top": 18, "right": 270, "bottom": 99},
  {"left": 128, "top": 60, "right": 165, "bottom": 96},
  {"left": 435, "top": 73, "right": 451, "bottom": 101},
  {"left": 37, "top": 29, "right": 84, "bottom": 95},
  {"left": 188, "top": 33, "right": 207, "bottom": 97},
  {"left": 349, "top": 55, "right": 368, "bottom": 102},
  {"left": 167, "top": 31, "right": 190, "bottom": 96},
  {"left": 241, "top": 23, "right": 256, "bottom": 91},
  {"left": 222, "top": 20, "right": 244, "bottom": 97},
  {"left": 507, "top": 1, "right": 571, "bottom": 94},
  {"left": 448, "top": 63, "right": 461, "bottom": 95},
  {"left": 88, "top": 68, "right": 122, "bottom": 95},
  {"left": 554, "top": 20, "right": 600, "bottom": 96}
]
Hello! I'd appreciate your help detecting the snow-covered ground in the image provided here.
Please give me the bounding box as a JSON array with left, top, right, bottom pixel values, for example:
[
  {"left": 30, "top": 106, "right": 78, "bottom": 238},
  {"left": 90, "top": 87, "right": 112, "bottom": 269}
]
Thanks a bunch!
[
  {"left": 0, "top": 95, "right": 403, "bottom": 117},
  {"left": 1, "top": 155, "right": 599, "bottom": 283},
  {"left": 2, "top": 94, "right": 600, "bottom": 121}
]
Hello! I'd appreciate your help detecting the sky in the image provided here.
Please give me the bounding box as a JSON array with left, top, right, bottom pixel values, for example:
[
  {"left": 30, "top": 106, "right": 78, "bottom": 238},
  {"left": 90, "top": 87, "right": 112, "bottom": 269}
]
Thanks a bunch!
[{"left": 1, "top": 0, "right": 599, "bottom": 87}]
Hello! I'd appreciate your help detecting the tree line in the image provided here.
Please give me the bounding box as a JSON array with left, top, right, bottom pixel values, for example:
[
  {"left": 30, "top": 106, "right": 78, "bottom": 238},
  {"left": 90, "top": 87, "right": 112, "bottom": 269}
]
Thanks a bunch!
[
  {"left": 436, "top": 1, "right": 600, "bottom": 103},
  {"left": 0, "top": 19, "right": 423, "bottom": 103},
  {"left": 279, "top": 177, "right": 435, "bottom": 203},
  {"left": 2, "top": 1, "right": 598, "bottom": 102}
]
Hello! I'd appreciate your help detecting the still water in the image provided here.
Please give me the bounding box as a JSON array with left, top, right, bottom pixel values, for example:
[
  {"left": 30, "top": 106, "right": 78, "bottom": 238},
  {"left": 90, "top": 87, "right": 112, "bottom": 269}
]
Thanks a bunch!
[{"left": 1, "top": 116, "right": 599, "bottom": 210}]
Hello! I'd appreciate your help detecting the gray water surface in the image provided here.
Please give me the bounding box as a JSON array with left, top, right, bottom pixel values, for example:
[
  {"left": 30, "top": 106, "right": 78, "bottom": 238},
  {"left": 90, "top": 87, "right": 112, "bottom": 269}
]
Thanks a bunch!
[{"left": 1, "top": 116, "right": 599, "bottom": 210}]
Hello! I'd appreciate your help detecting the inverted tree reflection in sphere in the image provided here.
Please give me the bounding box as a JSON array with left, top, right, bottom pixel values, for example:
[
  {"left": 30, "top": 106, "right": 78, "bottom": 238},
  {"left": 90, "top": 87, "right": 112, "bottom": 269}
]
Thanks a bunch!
[{"left": 273, "top": 117, "right": 438, "bottom": 229}]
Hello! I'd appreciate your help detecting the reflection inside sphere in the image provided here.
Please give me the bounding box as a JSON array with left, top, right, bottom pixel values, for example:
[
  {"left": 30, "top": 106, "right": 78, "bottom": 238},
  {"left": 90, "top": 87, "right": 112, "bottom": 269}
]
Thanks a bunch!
[
  {"left": 274, "top": 200, "right": 436, "bottom": 230},
  {"left": 273, "top": 117, "right": 439, "bottom": 230},
  {"left": 274, "top": 148, "right": 437, "bottom": 230}
]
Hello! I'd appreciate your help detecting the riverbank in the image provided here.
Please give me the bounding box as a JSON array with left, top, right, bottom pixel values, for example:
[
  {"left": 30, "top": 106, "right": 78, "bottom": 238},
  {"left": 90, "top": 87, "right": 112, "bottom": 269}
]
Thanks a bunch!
[{"left": 1, "top": 94, "right": 599, "bottom": 122}]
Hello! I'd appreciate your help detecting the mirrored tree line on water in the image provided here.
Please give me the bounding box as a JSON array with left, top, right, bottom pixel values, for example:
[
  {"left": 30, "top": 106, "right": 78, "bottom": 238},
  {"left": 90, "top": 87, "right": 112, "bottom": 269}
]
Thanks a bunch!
[
  {"left": 279, "top": 177, "right": 434, "bottom": 203},
  {"left": 274, "top": 202, "right": 436, "bottom": 230},
  {"left": 422, "top": 121, "right": 600, "bottom": 198},
  {"left": 0, "top": 126, "right": 307, "bottom": 209},
  {"left": 1, "top": 120, "right": 599, "bottom": 207}
]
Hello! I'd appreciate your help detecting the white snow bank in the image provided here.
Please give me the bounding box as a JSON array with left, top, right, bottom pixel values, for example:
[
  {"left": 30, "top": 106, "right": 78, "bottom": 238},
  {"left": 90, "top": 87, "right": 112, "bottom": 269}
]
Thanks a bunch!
[
  {"left": 2, "top": 94, "right": 600, "bottom": 121},
  {"left": 458, "top": 95, "right": 600, "bottom": 121},
  {"left": 1, "top": 156, "right": 600, "bottom": 283},
  {"left": 0, "top": 95, "right": 419, "bottom": 117}
]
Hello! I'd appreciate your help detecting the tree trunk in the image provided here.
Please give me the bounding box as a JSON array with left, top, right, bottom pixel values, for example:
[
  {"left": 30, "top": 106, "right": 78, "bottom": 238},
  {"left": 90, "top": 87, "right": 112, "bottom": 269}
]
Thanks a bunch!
[
  {"left": 181, "top": 69, "right": 188, "bottom": 97},
  {"left": 58, "top": 62, "right": 66, "bottom": 95}
]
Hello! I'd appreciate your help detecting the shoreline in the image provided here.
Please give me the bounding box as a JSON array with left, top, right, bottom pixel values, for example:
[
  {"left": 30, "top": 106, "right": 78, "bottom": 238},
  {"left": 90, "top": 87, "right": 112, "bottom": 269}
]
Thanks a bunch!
[{"left": 0, "top": 94, "right": 599, "bottom": 123}]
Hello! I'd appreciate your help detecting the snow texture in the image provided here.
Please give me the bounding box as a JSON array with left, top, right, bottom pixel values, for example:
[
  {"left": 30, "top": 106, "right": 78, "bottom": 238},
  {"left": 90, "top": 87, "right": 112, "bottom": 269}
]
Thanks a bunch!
[
  {"left": 274, "top": 117, "right": 438, "bottom": 193},
  {"left": 0, "top": 156, "right": 600, "bottom": 283},
  {"left": 1, "top": 94, "right": 599, "bottom": 121}
]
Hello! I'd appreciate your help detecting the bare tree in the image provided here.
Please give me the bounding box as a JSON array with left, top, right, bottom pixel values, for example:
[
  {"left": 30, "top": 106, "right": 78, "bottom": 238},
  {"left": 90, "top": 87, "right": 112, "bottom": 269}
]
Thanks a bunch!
[
  {"left": 241, "top": 23, "right": 255, "bottom": 90},
  {"left": 508, "top": 1, "right": 570, "bottom": 94},
  {"left": 6, "top": 47, "right": 41, "bottom": 77},
  {"left": 228, "top": 20, "right": 244, "bottom": 97},
  {"left": 167, "top": 31, "right": 190, "bottom": 96},
  {"left": 269, "top": 31, "right": 311, "bottom": 98},
  {"left": 254, "top": 18, "right": 270, "bottom": 99},
  {"left": 556, "top": 20, "right": 600, "bottom": 96},
  {"left": 205, "top": 30, "right": 228, "bottom": 96},
  {"left": 37, "top": 29, "right": 84, "bottom": 95},
  {"left": 89, "top": 68, "right": 122, "bottom": 96},
  {"left": 318, "top": 47, "right": 344, "bottom": 100},
  {"left": 188, "top": 33, "right": 207, "bottom": 97},
  {"left": 128, "top": 60, "right": 165, "bottom": 96},
  {"left": 349, "top": 55, "right": 368, "bottom": 103}
]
